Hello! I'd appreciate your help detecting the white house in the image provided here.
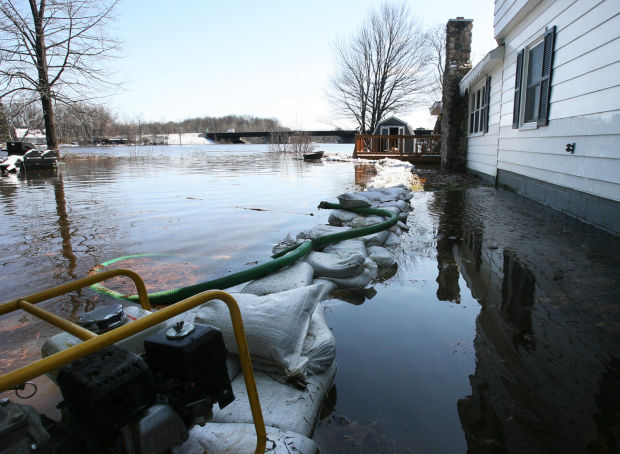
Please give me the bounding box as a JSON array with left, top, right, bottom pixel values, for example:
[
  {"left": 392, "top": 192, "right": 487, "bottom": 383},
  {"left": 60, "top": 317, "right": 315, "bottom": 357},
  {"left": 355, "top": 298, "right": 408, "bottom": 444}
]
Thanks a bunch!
[
  {"left": 460, "top": 0, "right": 620, "bottom": 235},
  {"left": 13, "top": 128, "right": 47, "bottom": 145}
]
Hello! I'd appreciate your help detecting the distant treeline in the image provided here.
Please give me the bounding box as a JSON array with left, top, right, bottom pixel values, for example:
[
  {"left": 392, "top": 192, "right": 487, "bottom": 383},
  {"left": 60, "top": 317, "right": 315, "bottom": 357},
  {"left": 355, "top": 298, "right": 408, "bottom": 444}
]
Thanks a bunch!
[{"left": 1, "top": 101, "right": 291, "bottom": 144}]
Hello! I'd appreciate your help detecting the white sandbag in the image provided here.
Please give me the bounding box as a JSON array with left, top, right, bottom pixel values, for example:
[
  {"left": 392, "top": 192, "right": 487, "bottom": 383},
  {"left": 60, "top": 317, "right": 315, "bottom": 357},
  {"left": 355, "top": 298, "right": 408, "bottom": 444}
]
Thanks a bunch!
[
  {"left": 297, "top": 224, "right": 351, "bottom": 241},
  {"left": 361, "top": 187, "right": 408, "bottom": 203},
  {"left": 399, "top": 211, "right": 409, "bottom": 222},
  {"left": 193, "top": 284, "right": 330, "bottom": 378},
  {"left": 241, "top": 261, "right": 314, "bottom": 296},
  {"left": 378, "top": 205, "right": 401, "bottom": 216},
  {"left": 363, "top": 229, "right": 390, "bottom": 247},
  {"left": 337, "top": 192, "right": 371, "bottom": 208},
  {"left": 367, "top": 246, "right": 397, "bottom": 268},
  {"left": 397, "top": 220, "right": 409, "bottom": 231},
  {"left": 305, "top": 251, "right": 366, "bottom": 278},
  {"left": 404, "top": 192, "right": 413, "bottom": 201},
  {"left": 328, "top": 210, "right": 358, "bottom": 226},
  {"left": 384, "top": 232, "right": 401, "bottom": 247},
  {"left": 310, "top": 278, "right": 338, "bottom": 294},
  {"left": 368, "top": 166, "right": 416, "bottom": 189},
  {"left": 175, "top": 423, "right": 319, "bottom": 454},
  {"left": 349, "top": 215, "right": 385, "bottom": 229},
  {"left": 323, "top": 258, "right": 378, "bottom": 288},
  {"left": 302, "top": 304, "right": 336, "bottom": 375},
  {"left": 272, "top": 232, "right": 310, "bottom": 256},
  {"left": 374, "top": 199, "right": 409, "bottom": 212},
  {"left": 212, "top": 362, "right": 337, "bottom": 437},
  {"left": 322, "top": 239, "right": 367, "bottom": 257}
]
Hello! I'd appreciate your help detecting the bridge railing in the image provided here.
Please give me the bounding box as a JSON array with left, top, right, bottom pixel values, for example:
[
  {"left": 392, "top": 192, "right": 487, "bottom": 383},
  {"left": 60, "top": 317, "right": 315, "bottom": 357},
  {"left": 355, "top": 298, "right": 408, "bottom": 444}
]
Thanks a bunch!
[{"left": 354, "top": 134, "right": 441, "bottom": 157}]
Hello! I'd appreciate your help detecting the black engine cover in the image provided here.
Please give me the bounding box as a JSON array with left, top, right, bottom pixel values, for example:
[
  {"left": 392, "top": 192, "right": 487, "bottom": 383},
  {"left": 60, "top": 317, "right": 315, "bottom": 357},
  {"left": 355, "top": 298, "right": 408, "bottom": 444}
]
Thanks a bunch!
[
  {"left": 144, "top": 323, "right": 234, "bottom": 410},
  {"left": 57, "top": 345, "right": 156, "bottom": 439}
]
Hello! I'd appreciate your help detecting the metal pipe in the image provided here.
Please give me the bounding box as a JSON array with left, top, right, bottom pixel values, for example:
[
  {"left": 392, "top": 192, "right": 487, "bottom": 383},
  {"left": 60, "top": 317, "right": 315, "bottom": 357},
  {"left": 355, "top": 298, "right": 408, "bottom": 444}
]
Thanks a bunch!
[
  {"left": 17, "top": 300, "right": 97, "bottom": 341},
  {"left": 0, "top": 268, "right": 152, "bottom": 314}
]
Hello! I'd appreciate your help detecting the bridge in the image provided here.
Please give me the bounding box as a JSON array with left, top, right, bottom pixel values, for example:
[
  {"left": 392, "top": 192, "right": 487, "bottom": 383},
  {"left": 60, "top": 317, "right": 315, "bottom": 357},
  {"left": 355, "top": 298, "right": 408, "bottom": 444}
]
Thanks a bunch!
[{"left": 205, "top": 130, "right": 356, "bottom": 143}]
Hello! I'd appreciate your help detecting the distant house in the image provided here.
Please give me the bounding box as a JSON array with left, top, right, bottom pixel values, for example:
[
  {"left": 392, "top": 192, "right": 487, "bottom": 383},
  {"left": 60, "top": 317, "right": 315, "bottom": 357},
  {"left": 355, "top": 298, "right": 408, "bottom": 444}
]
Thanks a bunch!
[
  {"left": 372, "top": 116, "right": 414, "bottom": 154},
  {"left": 460, "top": 0, "right": 620, "bottom": 235},
  {"left": 372, "top": 116, "right": 413, "bottom": 136},
  {"left": 14, "top": 128, "right": 46, "bottom": 145}
]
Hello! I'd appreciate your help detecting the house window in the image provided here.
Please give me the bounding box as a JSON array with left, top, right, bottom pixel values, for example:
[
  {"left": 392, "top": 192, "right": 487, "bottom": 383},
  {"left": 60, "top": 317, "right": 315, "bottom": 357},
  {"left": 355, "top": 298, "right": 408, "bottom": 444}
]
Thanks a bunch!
[
  {"left": 524, "top": 41, "right": 544, "bottom": 123},
  {"left": 513, "top": 26, "right": 556, "bottom": 128},
  {"left": 468, "top": 76, "right": 491, "bottom": 135}
]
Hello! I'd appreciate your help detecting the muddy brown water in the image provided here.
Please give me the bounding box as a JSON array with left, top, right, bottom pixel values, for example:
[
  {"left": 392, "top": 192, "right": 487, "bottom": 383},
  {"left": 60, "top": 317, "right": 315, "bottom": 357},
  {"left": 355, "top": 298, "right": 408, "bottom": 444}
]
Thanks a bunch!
[{"left": 1, "top": 144, "right": 618, "bottom": 453}]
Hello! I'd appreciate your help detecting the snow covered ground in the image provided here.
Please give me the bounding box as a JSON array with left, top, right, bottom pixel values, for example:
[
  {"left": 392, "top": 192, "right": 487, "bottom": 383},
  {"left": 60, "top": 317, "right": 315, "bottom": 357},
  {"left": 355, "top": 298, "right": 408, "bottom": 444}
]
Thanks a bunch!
[{"left": 165, "top": 133, "right": 214, "bottom": 145}]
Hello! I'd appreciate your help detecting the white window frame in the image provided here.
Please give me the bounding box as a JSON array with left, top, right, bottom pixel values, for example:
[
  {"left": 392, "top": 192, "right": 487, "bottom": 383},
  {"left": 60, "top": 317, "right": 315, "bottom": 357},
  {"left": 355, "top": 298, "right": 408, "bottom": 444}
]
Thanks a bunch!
[
  {"left": 519, "top": 34, "right": 545, "bottom": 129},
  {"left": 468, "top": 80, "right": 487, "bottom": 136},
  {"left": 380, "top": 125, "right": 405, "bottom": 135}
]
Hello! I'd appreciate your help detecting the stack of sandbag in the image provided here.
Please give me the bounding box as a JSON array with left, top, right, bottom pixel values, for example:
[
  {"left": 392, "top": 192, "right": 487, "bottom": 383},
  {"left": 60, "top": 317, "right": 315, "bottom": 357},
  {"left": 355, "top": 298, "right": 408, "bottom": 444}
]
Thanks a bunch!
[{"left": 177, "top": 159, "right": 416, "bottom": 454}]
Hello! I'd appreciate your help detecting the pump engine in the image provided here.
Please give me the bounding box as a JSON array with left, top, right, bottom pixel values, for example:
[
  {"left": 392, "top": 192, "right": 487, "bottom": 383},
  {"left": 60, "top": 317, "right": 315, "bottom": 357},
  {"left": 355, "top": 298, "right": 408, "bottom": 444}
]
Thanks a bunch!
[{"left": 0, "top": 310, "right": 234, "bottom": 454}]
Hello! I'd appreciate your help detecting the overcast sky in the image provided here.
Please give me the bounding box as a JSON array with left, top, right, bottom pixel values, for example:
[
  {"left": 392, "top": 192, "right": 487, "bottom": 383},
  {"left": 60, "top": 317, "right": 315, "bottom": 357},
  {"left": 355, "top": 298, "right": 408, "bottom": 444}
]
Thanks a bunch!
[{"left": 107, "top": 0, "right": 496, "bottom": 130}]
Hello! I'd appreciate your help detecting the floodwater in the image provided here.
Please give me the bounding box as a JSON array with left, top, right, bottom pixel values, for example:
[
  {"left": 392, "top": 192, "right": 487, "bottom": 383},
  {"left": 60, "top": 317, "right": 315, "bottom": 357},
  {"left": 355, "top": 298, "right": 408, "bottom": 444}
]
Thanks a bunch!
[{"left": 1, "top": 144, "right": 619, "bottom": 453}]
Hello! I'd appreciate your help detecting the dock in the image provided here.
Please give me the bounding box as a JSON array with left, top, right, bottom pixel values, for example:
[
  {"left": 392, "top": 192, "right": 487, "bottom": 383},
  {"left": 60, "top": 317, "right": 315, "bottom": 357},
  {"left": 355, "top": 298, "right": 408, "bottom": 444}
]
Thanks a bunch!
[{"left": 354, "top": 134, "right": 441, "bottom": 164}]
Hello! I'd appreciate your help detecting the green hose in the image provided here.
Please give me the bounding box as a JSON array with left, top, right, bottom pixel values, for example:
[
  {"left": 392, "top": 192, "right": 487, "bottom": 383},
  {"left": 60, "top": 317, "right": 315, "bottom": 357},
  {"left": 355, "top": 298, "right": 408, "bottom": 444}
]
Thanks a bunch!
[{"left": 90, "top": 202, "right": 398, "bottom": 306}]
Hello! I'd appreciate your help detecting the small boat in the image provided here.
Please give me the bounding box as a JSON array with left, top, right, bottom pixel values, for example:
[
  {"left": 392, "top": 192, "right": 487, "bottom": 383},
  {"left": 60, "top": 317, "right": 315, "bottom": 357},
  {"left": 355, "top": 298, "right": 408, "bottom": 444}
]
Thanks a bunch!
[
  {"left": 1, "top": 142, "right": 58, "bottom": 175},
  {"left": 303, "top": 150, "right": 324, "bottom": 161}
]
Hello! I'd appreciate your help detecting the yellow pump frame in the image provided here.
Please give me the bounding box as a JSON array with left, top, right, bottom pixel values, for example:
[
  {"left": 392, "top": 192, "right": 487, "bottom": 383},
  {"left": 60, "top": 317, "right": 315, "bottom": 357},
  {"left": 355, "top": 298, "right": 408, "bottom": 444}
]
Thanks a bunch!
[{"left": 0, "top": 269, "right": 266, "bottom": 454}]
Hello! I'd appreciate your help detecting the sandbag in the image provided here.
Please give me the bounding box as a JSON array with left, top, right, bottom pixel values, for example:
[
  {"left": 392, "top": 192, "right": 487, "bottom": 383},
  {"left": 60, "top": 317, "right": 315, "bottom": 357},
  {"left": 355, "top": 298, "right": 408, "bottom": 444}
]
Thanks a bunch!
[
  {"left": 374, "top": 199, "right": 409, "bottom": 212},
  {"left": 241, "top": 261, "right": 314, "bottom": 296},
  {"left": 297, "top": 224, "right": 351, "bottom": 241},
  {"left": 175, "top": 423, "right": 319, "bottom": 454},
  {"left": 367, "top": 246, "right": 397, "bottom": 268},
  {"left": 367, "top": 166, "right": 416, "bottom": 189},
  {"left": 310, "top": 278, "right": 338, "bottom": 294},
  {"left": 384, "top": 232, "right": 401, "bottom": 247},
  {"left": 193, "top": 284, "right": 330, "bottom": 379},
  {"left": 361, "top": 187, "right": 408, "bottom": 203},
  {"left": 349, "top": 215, "right": 385, "bottom": 229},
  {"left": 212, "top": 363, "right": 337, "bottom": 437},
  {"left": 272, "top": 232, "right": 303, "bottom": 256},
  {"left": 322, "top": 239, "right": 367, "bottom": 256},
  {"left": 336, "top": 192, "right": 371, "bottom": 208},
  {"left": 323, "top": 258, "right": 378, "bottom": 288},
  {"left": 302, "top": 303, "right": 336, "bottom": 375},
  {"left": 328, "top": 210, "right": 358, "bottom": 226},
  {"left": 305, "top": 251, "right": 366, "bottom": 278},
  {"left": 363, "top": 229, "right": 390, "bottom": 247},
  {"left": 379, "top": 205, "right": 401, "bottom": 216}
]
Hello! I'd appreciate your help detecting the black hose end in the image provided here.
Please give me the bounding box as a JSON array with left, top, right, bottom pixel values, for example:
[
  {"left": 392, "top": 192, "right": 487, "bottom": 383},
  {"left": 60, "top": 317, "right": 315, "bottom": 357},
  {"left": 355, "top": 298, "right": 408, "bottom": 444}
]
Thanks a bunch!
[{"left": 318, "top": 201, "right": 330, "bottom": 209}]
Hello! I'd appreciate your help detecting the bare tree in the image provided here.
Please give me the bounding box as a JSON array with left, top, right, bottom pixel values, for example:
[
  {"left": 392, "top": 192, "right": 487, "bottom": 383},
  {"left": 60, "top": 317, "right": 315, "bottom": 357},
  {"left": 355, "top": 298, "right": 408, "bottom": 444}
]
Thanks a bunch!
[
  {"left": 428, "top": 24, "right": 446, "bottom": 100},
  {"left": 0, "top": 0, "right": 120, "bottom": 151},
  {"left": 0, "top": 100, "right": 9, "bottom": 141},
  {"left": 329, "top": 2, "right": 432, "bottom": 134}
]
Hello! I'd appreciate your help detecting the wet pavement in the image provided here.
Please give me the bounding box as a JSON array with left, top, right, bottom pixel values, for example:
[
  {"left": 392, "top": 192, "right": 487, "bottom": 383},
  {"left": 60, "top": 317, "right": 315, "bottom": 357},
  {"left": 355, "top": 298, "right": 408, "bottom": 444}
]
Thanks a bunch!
[{"left": 0, "top": 147, "right": 619, "bottom": 453}]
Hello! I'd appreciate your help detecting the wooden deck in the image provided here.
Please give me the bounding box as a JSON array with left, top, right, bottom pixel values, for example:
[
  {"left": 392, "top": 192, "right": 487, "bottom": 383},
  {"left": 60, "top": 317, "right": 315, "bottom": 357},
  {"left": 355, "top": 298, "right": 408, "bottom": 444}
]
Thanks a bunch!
[{"left": 354, "top": 134, "right": 441, "bottom": 164}]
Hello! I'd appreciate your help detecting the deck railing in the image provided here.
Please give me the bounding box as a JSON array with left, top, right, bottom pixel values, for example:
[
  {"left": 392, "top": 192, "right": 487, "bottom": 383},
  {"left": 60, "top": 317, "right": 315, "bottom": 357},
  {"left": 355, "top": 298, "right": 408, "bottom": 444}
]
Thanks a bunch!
[{"left": 354, "top": 134, "right": 441, "bottom": 157}]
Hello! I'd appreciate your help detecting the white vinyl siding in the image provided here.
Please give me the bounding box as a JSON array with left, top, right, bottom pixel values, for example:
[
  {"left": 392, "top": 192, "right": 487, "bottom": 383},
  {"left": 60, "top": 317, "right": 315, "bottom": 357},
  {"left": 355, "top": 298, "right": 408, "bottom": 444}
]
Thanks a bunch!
[
  {"left": 467, "top": 69, "right": 503, "bottom": 178},
  {"left": 473, "top": 0, "right": 620, "bottom": 202}
]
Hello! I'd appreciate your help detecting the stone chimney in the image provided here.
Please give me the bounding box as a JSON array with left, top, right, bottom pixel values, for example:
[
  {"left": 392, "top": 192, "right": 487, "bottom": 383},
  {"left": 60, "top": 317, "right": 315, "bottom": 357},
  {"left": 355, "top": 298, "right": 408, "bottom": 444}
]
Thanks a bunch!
[{"left": 440, "top": 18, "right": 473, "bottom": 172}]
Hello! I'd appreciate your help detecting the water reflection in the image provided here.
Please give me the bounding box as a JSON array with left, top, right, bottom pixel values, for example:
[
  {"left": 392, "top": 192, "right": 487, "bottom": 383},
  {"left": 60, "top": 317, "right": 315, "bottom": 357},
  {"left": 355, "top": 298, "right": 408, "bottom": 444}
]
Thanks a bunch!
[
  {"left": 434, "top": 190, "right": 465, "bottom": 303},
  {"left": 53, "top": 172, "right": 77, "bottom": 279},
  {"left": 454, "top": 188, "right": 620, "bottom": 454}
]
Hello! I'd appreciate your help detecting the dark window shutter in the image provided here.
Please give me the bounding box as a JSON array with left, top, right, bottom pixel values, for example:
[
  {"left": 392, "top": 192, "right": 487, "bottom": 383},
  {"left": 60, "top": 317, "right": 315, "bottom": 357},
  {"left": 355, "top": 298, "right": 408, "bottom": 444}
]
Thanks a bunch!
[
  {"left": 512, "top": 49, "right": 524, "bottom": 128},
  {"left": 538, "top": 26, "right": 556, "bottom": 126},
  {"left": 484, "top": 76, "right": 491, "bottom": 133}
]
